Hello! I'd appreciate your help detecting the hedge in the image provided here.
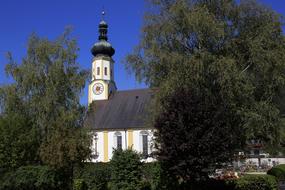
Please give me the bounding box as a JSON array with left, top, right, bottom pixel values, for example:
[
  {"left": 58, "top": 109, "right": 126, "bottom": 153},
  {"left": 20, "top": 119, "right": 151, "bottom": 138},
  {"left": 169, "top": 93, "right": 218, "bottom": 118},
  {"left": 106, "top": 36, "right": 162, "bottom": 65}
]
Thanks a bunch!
[
  {"left": 233, "top": 175, "right": 277, "bottom": 190},
  {"left": 1, "top": 164, "right": 277, "bottom": 190},
  {"left": 73, "top": 179, "right": 88, "bottom": 190},
  {"left": 142, "top": 162, "right": 162, "bottom": 190},
  {"left": 169, "top": 175, "right": 277, "bottom": 190},
  {"left": 0, "top": 165, "right": 66, "bottom": 190},
  {"left": 267, "top": 164, "right": 285, "bottom": 180},
  {"left": 73, "top": 163, "right": 279, "bottom": 190},
  {"left": 73, "top": 162, "right": 162, "bottom": 190},
  {"left": 73, "top": 162, "right": 111, "bottom": 190}
]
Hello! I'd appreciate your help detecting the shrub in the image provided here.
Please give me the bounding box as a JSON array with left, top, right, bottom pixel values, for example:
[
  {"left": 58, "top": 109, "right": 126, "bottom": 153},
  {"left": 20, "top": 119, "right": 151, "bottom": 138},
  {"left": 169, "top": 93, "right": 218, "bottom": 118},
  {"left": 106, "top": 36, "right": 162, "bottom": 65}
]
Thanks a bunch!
[
  {"left": 142, "top": 162, "right": 162, "bottom": 190},
  {"left": 234, "top": 175, "right": 277, "bottom": 190},
  {"left": 180, "top": 179, "right": 235, "bottom": 190},
  {"left": 74, "top": 161, "right": 162, "bottom": 190},
  {"left": 73, "top": 162, "right": 110, "bottom": 190},
  {"left": 109, "top": 149, "right": 143, "bottom": 190},
  {"left": 73, "top": 179, "right": 88, "bottom": 190},
  {"left": 0, "top": 165, "right": 66, "bottom": 190},
  {"left": 267, "top": 164, "right": 285, "bottom": 180}
]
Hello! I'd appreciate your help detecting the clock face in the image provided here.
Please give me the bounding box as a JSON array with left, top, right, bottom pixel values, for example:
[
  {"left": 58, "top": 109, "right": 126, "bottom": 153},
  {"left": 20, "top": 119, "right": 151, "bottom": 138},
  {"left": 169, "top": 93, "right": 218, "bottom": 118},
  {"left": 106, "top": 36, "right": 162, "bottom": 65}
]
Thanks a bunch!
[{"left": 93, "top": 83, "right": 104, "bottom": 95}]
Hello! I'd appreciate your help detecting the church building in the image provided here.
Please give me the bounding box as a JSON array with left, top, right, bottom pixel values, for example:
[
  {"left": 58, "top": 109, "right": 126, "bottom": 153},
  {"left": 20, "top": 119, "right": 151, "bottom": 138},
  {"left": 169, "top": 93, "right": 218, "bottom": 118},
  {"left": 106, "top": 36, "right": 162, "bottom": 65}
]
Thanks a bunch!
[{"left": 86, "top": 16, "right": 155, "bottom": 162}]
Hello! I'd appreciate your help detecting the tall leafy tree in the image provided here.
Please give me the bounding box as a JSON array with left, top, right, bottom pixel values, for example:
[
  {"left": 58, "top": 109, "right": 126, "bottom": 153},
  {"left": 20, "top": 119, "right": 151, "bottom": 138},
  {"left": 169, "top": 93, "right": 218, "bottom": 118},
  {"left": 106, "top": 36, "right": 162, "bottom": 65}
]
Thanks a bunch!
[
  {"left": 0, "top": 113, "right": 39, "bottom": 169},
  {"left": 1, "top": 29, "right": 91, "bottom": 174},
  {"left": 126, "top": 0, "right": 285, "bottom": 184},
  {"left": 0, "top": 85, "right": 40, "bottom": 169}
]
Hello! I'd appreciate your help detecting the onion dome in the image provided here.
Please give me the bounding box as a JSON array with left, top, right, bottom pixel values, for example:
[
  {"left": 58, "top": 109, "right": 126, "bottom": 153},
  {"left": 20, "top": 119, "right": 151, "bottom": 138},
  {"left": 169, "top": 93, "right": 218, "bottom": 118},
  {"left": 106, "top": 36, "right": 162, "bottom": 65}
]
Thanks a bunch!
[{"left": 91, "top": 12, "right": 115, "bottom": 57}]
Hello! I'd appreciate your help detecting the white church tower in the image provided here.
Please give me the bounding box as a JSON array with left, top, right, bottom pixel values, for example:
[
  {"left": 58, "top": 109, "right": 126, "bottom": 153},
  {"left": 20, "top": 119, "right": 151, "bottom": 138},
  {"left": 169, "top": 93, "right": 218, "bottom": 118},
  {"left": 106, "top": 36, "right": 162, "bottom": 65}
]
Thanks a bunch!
[
  {"left": 86, "top": 12, "right": 155, "bottom": 163},
  {"left": 88, "top": 12, "right": 116, "bottom": 105}
]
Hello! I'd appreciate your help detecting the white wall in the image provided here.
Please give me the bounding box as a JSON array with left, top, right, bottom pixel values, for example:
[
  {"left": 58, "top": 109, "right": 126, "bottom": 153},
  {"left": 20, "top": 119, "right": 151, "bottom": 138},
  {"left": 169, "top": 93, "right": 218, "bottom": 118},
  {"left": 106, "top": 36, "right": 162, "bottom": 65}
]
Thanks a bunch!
[
  {"left": 89, "top": 58, "right": 115, "bottom": 104},
  {"left": 246, "top": 158, "right": 285, "bottom": 167},
  {"left": 90, "top": 129, "right": 155, "bottom": 162},
  {"left": 90, "top": 131, "right": 104, "bottom": 162},
  {"left": 89, "top": 81, "right": 108, "bottom": 101},
  {"left": 92, "top": 59, "right": 113, "bottom": 81},
  {"left": 102, "top": 60, "right": 111, "bottom": 81},
  {"left": 108, "top": 130, "right": 127, "bottom": 161}
]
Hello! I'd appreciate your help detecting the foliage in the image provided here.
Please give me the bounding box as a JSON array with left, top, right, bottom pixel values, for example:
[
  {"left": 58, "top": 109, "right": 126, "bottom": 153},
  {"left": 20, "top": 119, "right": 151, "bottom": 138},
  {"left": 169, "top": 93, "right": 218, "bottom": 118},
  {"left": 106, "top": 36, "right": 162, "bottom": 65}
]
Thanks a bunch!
[
  {"left": 0, "top": 85, "right": 26, "bottom": 116},
  {"left": 109, "top": 149, "right": 143, "bottom": 190},
  {"left": 0, "top": 85, "right": 40, "bottom": 169},
  {"left": 1, "top": 29, "right": 91, "bottom": 171},
  {"left": 234, "top": 175, "right": 277, "bottom": 190},
  {"left": 170, "top": 175, "right": 277, "bottom": 190},
  {"left": 125, "top": 0, "right": 285, "bottom": 184},
  {"left": 0, "top": 165, "right": 67, "bottom": 190},
  {"left": 154, "top": 82, "right": 246, "bottom": 183},
  {"left": 176, "top": 179, "right": 235, "bottom": 190},
  {"left": 0, "top": 113, "right": 39, "bottom": 169},
  {"left": 73, "top": 179, "right": 88, "bottom": 190},
  {"left": 267, "top": 164, "right": 285, "bottom": 180},
  {"left": 73, "top": 162, "right": 162, "bottom": 190},
  {"left": 74, "top": 162, "right": 110, "bottom": 190},
  {"left": 39, "top": 120, "right": 91, "bottom": 169},
  {"left": 142, "top": 162, "right": 162, "bottom": 190},
  {"left": 0, "top": 29, "right": 92, "bottom": 189}
]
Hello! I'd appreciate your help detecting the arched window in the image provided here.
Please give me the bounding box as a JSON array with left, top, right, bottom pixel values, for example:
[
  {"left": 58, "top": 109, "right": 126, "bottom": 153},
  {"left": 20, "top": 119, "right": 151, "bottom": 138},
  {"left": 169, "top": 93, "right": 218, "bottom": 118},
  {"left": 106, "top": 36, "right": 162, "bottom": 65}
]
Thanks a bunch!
[
  {"left": 104, "top": 67, "right": 107, "bottom": 76},
  {"left": 97, "top": 67, "right": 100, "bottom": 75},
  {"left": 140, "top": 131, "right": 149, "bottom": 158},
  {"left": 110, "top": 69, "right": 113, "bottom": 78},
  {"left": 114, "top": 132, "right": 122, "bottom": 150}
]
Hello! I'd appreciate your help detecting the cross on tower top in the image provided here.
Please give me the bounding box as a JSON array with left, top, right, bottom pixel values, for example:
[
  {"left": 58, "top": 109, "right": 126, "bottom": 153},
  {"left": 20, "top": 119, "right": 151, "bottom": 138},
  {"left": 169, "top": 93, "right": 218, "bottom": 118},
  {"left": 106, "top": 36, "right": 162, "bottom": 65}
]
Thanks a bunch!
[{"left": 101, "top": 9, "right": 105, "bottom": 20}]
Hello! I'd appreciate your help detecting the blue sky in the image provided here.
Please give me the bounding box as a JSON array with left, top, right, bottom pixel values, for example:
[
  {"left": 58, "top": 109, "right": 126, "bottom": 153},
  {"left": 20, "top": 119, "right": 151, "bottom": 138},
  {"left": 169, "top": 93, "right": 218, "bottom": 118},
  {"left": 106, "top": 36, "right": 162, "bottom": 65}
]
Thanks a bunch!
[{"left": 0, "top": 0, "right": 284, "bottom": 106}]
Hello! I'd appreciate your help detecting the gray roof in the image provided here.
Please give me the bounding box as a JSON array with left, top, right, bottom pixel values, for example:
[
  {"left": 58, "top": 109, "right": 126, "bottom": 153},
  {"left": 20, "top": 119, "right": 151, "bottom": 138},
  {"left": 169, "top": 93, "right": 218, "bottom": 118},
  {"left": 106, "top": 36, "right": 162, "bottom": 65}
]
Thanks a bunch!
[{"left": 86, "top": 88, "right": 154, "bottom": 130}]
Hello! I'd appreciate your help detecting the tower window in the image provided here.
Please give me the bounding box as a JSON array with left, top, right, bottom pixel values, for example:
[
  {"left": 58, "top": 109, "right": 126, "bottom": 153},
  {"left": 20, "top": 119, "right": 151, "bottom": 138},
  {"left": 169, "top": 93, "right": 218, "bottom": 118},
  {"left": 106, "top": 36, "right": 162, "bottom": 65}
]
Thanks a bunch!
[
  {"left": 104, "top": 67, "right": 107, "bottom": 76},
  {"left": 111, "top": 69, "right": 113, "bottom": 77},
  {"left": 97, "top": 67, "right": 100, "bottom": 75}
]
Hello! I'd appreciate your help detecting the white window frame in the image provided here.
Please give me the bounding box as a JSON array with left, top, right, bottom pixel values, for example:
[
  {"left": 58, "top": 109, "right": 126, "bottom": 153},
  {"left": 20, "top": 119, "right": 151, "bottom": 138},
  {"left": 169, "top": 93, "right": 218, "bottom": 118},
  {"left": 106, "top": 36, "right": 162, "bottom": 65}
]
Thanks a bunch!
[
  {"left": 113, "top": 131, "right": 122, "bottom": 150},
  {"left": 139, "top": 131, "right": 150, "bottom": 158}
]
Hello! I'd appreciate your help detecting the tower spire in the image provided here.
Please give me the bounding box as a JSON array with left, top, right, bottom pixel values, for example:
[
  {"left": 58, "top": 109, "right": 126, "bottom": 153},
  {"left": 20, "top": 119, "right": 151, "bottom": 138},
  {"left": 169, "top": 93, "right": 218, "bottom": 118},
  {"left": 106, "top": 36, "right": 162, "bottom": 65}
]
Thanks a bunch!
[
  {"left": 88, "top": 9, "right": 116, "bottom": 104},
  {"left": 98, "top": 18, "right": 108, "bottom": 41},
  {"left": 91, "top": 10, "right": 115, "bottom": 57}
]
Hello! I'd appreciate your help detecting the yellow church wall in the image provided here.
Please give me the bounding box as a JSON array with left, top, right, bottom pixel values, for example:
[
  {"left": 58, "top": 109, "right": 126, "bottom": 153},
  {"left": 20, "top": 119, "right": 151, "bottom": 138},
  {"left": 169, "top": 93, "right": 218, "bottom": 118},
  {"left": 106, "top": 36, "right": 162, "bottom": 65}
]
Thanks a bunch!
[
  {"left": 103, "top": 131, "right": 109, "bottom": 162},
  {"left": 91, "top": 129, "right": 155, "bottom": 162},
  {"left": 128, "top": 130, "right": 134, "bottom": 148}
]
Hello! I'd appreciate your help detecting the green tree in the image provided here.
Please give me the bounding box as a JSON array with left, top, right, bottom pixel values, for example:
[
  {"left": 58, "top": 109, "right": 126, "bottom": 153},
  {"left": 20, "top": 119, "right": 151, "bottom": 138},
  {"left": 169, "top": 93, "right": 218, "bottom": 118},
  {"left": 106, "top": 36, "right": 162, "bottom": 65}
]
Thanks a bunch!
[
  {"left": 1, "top": 29, "right": 92, "bottom": 187},
  {"left": 0, "top": 113, "right": 39, "bottom": 169},
  {"left": 109, "top": 149, "right": 143, "bottom": 190},
  {"left": 73, "top": 163, "right": 111, "bottom": 190},
  {"left": 0, "top": 165, "right": 67, "bottom": 190},
  {"left": 153, "top": 66, "right": 248, "bottom": 185},
  {"left": 125, "top": 0, "right": 285, "bottom": 185},
  {"left": 0, "top": 85, "right": 40, "bottom": 169}
]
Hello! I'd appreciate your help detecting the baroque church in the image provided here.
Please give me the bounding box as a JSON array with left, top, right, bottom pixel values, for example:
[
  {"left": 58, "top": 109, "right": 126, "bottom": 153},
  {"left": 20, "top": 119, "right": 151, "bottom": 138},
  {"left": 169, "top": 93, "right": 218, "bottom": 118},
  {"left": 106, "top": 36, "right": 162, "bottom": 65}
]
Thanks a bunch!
[
  {"left": 86, "top": 16, "right": 155, "bottom": 162},
  {"left": 84, "top": 14, "right": 285, "bottom": 167}
]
